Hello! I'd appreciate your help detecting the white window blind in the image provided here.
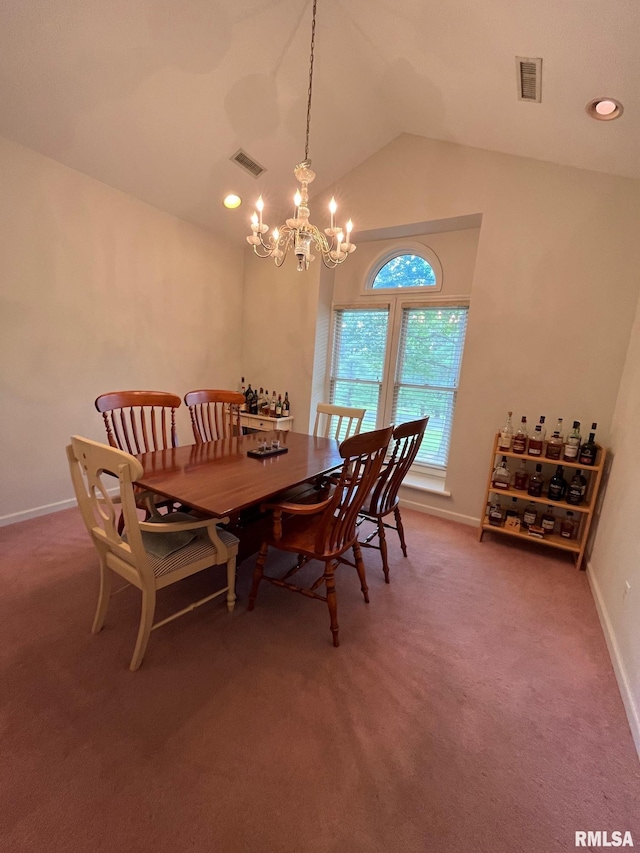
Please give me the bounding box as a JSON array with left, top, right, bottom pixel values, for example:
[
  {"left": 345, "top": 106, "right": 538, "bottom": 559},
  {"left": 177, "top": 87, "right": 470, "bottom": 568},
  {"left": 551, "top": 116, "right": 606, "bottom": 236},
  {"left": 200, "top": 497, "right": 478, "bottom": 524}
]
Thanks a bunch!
[
  {"left": 393, "top": 306, "right": 468, "bottom": 468},
  {"left": 330, "top": 307, "right": 389, "bottom": 436}
]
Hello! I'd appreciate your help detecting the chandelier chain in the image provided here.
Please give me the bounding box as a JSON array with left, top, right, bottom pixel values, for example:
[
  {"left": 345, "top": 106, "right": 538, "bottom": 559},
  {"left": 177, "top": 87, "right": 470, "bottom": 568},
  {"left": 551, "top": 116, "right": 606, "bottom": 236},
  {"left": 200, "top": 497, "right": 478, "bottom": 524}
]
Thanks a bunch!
[{"left": 304, "top": 0, "right": 317, "bottom": 162}]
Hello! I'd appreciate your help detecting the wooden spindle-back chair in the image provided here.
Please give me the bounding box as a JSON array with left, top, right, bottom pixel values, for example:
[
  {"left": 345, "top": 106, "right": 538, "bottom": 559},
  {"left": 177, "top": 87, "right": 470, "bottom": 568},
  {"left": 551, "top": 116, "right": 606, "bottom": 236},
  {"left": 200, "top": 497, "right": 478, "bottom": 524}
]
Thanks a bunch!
[
  {"left": 248, "top": 425, "right": 393, "bottom": 647},
  {"left": 95, "top": 390, "right": 181, "bottom": 453},
  {"left": 184, "top": 389, "right": 244, "bottom": 444}
]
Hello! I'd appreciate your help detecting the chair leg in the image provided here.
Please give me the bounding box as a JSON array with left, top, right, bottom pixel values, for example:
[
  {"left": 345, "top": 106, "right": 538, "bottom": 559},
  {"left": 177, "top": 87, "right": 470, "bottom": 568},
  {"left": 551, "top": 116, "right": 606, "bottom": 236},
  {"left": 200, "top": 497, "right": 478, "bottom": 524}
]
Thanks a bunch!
[
  {"left": 91, "top": 558, "right": 112, "bottom": 634},
  {"left": 226, "top": 556, "right": 237, "bottom": 613},
  {"left": 352, "top": 541, "right": 370, "bottom": 603},
  {"left": 377, "top": 520, "right": 390, "bottom": 584},
  {"left": 324, "top": 559, "right": 340, "bottom": 647},
  {"left": 129, "top": 587, "right": 156, "bottom": 672},
  {"left": 248, "top": 544, "right": 268, "bottom": 611},
  {"left": 394, "top": 506, "right": 408, "bottom": 558}
]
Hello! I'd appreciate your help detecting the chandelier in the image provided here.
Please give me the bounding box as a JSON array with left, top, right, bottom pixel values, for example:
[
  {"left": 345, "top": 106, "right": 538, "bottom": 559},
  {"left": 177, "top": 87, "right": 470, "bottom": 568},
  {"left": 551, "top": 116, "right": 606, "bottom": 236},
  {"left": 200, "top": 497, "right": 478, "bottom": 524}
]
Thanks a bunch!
[{"left": 246, "top": 0, "right": 356, "bottom": 272}]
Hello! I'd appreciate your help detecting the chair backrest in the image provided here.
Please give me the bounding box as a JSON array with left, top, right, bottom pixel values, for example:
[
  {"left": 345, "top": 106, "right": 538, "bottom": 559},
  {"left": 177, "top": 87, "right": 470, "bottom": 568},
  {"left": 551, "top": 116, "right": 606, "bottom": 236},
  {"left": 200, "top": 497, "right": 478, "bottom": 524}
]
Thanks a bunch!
[
  {"left": 313, "top": 426, "right": 393, "bottom": 557},
  {"left": 313, "top": 403, "right": 366, "bottom": 441},
  {"left": 95, "top": 391, "right": 181, "bottom": 454},
  {"left": 184, "top": 389, "right": 245, "bottom": 443},
  {"left": 367, "top": 417, "right": 430, "bottom": 517},
  {"left": 67, "top": 435, "right": 153, "bottom": 585}
]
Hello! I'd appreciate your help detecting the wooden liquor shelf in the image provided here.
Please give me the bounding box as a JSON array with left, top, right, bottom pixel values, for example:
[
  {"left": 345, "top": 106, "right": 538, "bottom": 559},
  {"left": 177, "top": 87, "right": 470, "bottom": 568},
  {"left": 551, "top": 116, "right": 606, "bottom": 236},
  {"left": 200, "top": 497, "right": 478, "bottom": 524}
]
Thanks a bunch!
[{"left": 478, "top": 433, "right": 607, "bottom": 570}]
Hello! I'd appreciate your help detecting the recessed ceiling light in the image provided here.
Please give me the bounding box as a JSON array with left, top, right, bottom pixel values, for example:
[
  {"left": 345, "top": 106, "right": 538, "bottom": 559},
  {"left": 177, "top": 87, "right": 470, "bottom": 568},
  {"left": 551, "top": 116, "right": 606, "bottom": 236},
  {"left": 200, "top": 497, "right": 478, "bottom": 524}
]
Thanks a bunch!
[
  {"left": 223, "top": 194, "right": 242, "bottom": 209},
  {"left": 586, "top": 98, "right": 624, "bottom": 121}
]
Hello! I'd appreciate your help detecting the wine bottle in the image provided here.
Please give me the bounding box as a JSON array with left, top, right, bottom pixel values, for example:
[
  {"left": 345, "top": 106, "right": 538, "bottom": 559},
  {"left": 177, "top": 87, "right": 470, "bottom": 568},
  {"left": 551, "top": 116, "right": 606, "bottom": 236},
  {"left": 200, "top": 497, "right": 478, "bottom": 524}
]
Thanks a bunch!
[
  {"left": 566, "top": 469, "right": 587, "bottom": 505},
  {"left": 275, "top": 394, "right": 283, "bottom": 417},
  {"left": 563, "top": 421, "right": 581, "bottom": 461},
  {"left": 240, "top": 376, "right": 246, "bottom": 411},
  {"left": 547, "top": 465, "right": 567, "bottom": 501},
  {"left": 282, "top": 391, "right": 290, "bottom": 417},
  {"left": 492, "top": 456, "right": 511, "bottom": 490},
  {"left": 498, "top": 411, "right": 514, "bottom": 451},
  {"left": 527, "top": 464, "right": 544, "bottom": 497},
  {"left": 269, "top": 391, "right": 277, "bottom": 416},
  {"left": 578, "top": 423, "right": 598, "bottom": 466},
  {"left": 512, "top": 416, "right": 528, "bottom": 454}
]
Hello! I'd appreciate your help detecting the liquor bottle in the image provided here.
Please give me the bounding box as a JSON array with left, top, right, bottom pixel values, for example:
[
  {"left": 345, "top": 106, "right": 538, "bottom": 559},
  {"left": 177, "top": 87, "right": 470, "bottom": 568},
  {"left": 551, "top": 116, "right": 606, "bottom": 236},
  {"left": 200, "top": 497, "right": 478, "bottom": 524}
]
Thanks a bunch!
[
  {"left": 578, "top": 423, "right": 598, "bottom": 466},
  {"left": 527, "top": 464, "right": 544, "bottom": 497},
  {"left": 545, "top": 429, "right": 564, "bottom": 460},
  {"left": 512, "top": 416, "right": 528, "bottom": 454},
  {"left": 563, "top": 421, "right": 581, "bottom": 461},
  {"left": 250, "top": 388, "right": 259, "bottom": 415},
  {"left": 560, "top": 511, "right": 577, "bottom": 539},
  {"left": 504, "top": 497, "right": 521, "bottom": 530},
  {"left": 497, "top": 411, "right": 514, "bottom": 452},
  {"left": 514, "top": 460, "right": 528, "bottom": 491},
  {"left": 491, "top": 456, "right": 511, "bottom": 490},
  {"left": 269, "top": 391, "right": 277, "bottom": 417},
  {"left": 257, "top": 387, "right": 265, "bottom": 413},
  {"left": 527, "top": 422, "right": 545, "bottom": 456},
  {"left": 522, "top": 503, "right": 538, "bottom": 529},
  {"left": 282, "top": 391, "right": 290, "bottom": 417},
  {"left": 240, "top": 377, "right": 246, "bottom": 411},
  {"left": 245, "top": 384, "right": 253, "bottom": 413},
  {"left": 554, "top": 418, "right": 564, "bottom": 439},
  {"left": 488, "top": 501, "right": 505, "bottom": 527},
  {"left": 566, "top": 469, "right": 587, "bottom": 505},
  {"left": 541, "top": 505, "right": 556, "bottom": 534},
  {"left": 275, "top": 394, "right": 283, "bottom": 417},
  {"left": 262, "top": 391, "right": 269, "bottom": 414},
  {"left": 547, "top": 465, "right": 568, "bottom": 501}
]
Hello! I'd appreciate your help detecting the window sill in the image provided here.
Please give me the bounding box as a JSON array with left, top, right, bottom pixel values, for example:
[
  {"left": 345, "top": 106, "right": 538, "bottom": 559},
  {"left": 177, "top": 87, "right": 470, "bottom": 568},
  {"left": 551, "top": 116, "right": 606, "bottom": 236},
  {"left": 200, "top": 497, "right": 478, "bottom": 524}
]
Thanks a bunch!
[{"left": 401, "top": 471, "right": 451, "bottom": 497}]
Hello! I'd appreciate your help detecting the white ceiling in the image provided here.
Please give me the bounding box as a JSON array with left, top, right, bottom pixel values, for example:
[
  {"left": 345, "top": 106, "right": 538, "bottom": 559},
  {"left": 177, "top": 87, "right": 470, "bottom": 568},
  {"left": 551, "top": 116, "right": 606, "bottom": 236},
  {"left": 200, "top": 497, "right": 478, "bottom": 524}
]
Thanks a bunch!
[{"left": 1, "top": 0, "right": 638, "bottom": 240}]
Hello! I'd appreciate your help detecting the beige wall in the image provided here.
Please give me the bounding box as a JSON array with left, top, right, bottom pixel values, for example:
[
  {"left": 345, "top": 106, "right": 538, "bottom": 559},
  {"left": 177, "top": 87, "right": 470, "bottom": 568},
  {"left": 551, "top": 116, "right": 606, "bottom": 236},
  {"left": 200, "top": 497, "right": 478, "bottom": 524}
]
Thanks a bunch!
[
  {"left": 307, "top": 134, "right": 640, "bottom": 522},
  {"left": 588, "top": 291, "right": 640, "bottom": 755},
  {"left": 0, "top": 136, "right": 244, "bottom": 523}
]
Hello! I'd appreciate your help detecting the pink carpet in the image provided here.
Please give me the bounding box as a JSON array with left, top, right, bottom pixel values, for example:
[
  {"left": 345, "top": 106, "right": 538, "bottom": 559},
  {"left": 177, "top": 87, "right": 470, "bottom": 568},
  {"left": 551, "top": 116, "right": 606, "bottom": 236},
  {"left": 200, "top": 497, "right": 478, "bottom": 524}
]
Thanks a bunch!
[{"left": 1, "top": 507, "right": 638, "bottom": 852}]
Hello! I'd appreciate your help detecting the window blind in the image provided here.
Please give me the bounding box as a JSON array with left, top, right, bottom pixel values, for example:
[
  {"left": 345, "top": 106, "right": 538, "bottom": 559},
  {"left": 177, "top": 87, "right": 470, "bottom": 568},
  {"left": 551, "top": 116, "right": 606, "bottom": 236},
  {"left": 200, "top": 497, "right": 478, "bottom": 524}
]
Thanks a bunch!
[
  {"left": 330, "top": 307, "right": 389, "bottom": 436},
  {"left": 393, "top": 306, "right": 468, "bottom": 468}
]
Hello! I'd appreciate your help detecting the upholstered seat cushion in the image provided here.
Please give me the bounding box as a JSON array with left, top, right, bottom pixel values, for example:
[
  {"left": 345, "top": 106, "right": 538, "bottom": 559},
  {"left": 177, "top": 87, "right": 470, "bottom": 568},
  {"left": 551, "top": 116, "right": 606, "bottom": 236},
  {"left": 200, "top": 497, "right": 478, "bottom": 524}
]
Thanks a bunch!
[{"left": 148, "top": 527, "right": 239, "bottom": 579}]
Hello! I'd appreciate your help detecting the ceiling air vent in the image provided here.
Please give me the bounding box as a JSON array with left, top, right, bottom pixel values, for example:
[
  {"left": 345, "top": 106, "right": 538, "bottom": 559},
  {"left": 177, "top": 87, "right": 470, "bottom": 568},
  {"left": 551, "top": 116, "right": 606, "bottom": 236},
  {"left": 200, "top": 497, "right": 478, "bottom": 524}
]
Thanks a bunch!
[
  {"left": 230, "top": 149, "right": 266, "bottom": 178},
  {"left": 516, "top": 57, "right": 542, "bottom": 103}
]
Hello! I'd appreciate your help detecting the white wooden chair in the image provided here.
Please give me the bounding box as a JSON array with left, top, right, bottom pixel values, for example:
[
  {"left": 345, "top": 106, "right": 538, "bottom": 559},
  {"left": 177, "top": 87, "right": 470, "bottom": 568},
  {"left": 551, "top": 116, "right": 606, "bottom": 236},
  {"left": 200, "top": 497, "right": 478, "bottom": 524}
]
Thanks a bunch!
[
  {"left": 313, "top": 403, "right": 366, "bottom": 441},
  {"left": 67, "top": 435, "right": 239, "bottom": 671}
]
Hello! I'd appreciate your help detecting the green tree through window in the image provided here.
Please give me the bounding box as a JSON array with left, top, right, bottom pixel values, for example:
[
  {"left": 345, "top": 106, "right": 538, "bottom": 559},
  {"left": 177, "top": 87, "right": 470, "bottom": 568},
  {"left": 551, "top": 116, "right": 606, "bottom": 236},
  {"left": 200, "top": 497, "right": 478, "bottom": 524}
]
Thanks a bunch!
[{"left": 372, "top": 255, "right": 436, "bottom": 289}]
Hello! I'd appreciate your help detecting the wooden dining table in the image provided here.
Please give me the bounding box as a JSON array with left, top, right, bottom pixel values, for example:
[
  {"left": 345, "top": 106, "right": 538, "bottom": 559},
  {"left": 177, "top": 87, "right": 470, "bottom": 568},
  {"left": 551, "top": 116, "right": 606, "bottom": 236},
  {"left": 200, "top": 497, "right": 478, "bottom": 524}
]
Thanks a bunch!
[{"left": 135, "top": 429, "right": 343, "bottom": 560}]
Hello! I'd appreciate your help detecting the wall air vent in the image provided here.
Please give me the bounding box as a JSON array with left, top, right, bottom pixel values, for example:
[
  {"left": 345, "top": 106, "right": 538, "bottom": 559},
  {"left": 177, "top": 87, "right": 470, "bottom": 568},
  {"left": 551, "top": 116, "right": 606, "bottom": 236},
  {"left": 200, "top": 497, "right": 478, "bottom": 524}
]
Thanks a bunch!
[
  {"left": 230, "top": 149, "right": 266, "bottom": 178},
  {"left": 516, "top": 57, "right": 542, "bottom": 103}
]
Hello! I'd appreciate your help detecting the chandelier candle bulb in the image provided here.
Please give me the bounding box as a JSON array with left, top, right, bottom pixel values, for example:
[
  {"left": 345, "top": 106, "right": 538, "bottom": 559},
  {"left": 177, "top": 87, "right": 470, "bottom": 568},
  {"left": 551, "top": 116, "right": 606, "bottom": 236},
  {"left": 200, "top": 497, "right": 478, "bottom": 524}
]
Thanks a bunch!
[{"left": 330, "top": 197, "right": 336, "bottom": 230}]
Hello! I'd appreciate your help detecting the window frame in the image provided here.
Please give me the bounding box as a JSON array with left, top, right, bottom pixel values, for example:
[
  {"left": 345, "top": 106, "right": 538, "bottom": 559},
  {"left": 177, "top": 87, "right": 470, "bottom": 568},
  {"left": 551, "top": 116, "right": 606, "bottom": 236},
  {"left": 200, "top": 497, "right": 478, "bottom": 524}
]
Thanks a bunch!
[
  {"left": 363, "top": 241, "right": 444, "bottom": 296},
  {"left": 328, "top": 293, "right": 469, "bottom": 477}
]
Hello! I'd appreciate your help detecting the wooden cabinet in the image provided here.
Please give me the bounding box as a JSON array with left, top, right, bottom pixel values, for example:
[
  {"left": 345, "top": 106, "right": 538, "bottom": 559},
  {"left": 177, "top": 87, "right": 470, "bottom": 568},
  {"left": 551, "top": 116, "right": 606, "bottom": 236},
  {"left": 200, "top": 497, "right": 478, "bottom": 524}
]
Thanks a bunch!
[
  {"left": 240, "top": 412, "right": 294, "bottom": 432},
  {"left": 478, "top": 433, "right": 606, "bottom": 570}
]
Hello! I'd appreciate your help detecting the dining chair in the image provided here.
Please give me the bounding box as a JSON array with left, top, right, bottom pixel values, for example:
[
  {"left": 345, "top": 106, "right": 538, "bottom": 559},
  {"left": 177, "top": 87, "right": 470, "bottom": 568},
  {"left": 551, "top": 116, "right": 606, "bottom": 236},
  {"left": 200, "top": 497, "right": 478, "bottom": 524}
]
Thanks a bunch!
[
  {"left": 357, "top": 417, "right": 429, "bottom": 583},
  {"left": 184, "top": 389, "right": 245, "bottom": 443},
  {"left": 95, "top": 390, "right": 182, "bottom": 521},
  {"left": 248, "top": 425, "right": 393, "bottom": 647},
  {"left": 95, "top": 390, "right": 182, "bottom": 453},
  {"left": 313, "top": 403, "right": 366, "bottom": 441},
  {"left": 67, "top": 435, "right": 239, "bottom": 671}
]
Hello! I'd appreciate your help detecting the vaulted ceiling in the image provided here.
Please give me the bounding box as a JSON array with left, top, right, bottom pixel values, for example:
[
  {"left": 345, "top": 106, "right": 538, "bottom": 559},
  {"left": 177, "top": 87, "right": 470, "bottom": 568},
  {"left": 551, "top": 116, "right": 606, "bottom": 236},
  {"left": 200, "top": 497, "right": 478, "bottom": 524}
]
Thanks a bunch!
[{"left": 1, "top": 0, "right": 638, "bottom": 241}]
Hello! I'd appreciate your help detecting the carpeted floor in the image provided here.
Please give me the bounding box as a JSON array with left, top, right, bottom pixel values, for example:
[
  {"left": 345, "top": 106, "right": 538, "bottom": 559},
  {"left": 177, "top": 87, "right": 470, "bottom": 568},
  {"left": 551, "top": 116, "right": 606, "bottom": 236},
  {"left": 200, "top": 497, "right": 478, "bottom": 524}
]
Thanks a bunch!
[{"left": 1, "top": 507, "right": 638, "bottom": 853}]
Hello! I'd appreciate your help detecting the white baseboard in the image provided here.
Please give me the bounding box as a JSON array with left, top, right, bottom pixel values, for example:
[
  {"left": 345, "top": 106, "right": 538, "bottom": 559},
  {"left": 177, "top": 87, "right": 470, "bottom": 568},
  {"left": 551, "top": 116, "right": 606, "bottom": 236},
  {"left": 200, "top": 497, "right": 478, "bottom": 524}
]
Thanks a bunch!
[
  {"left": 0, "top": 497, "right": 78, "bottom": 527},
  {"left": 587, "top": 561, "right": 640, "bottom": 762},
  {"left": 398, "top": 497, "right": 479, "bottom": 527}
]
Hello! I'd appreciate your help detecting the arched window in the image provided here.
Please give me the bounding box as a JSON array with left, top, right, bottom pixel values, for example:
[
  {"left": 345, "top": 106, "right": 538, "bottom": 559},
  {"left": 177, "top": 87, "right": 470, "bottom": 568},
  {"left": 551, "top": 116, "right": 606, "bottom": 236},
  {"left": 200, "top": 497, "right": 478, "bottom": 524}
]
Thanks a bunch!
[{"left": 366, "top": 246, "right": 442, "bottom": 293}]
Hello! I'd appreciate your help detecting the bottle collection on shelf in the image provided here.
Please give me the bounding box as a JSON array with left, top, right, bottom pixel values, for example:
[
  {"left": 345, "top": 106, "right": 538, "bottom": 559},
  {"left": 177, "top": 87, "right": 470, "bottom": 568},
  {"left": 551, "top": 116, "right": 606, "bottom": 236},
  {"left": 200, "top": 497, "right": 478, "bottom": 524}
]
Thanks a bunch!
[
  {"left": 239, "top": 377, "right": 291, "bottom": 418},
  {"left": 488, "top": 412, "right": 599, "bottom": 540},
  {"left": 498, "top": 412, "right": 599, "bottom": 465}
]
